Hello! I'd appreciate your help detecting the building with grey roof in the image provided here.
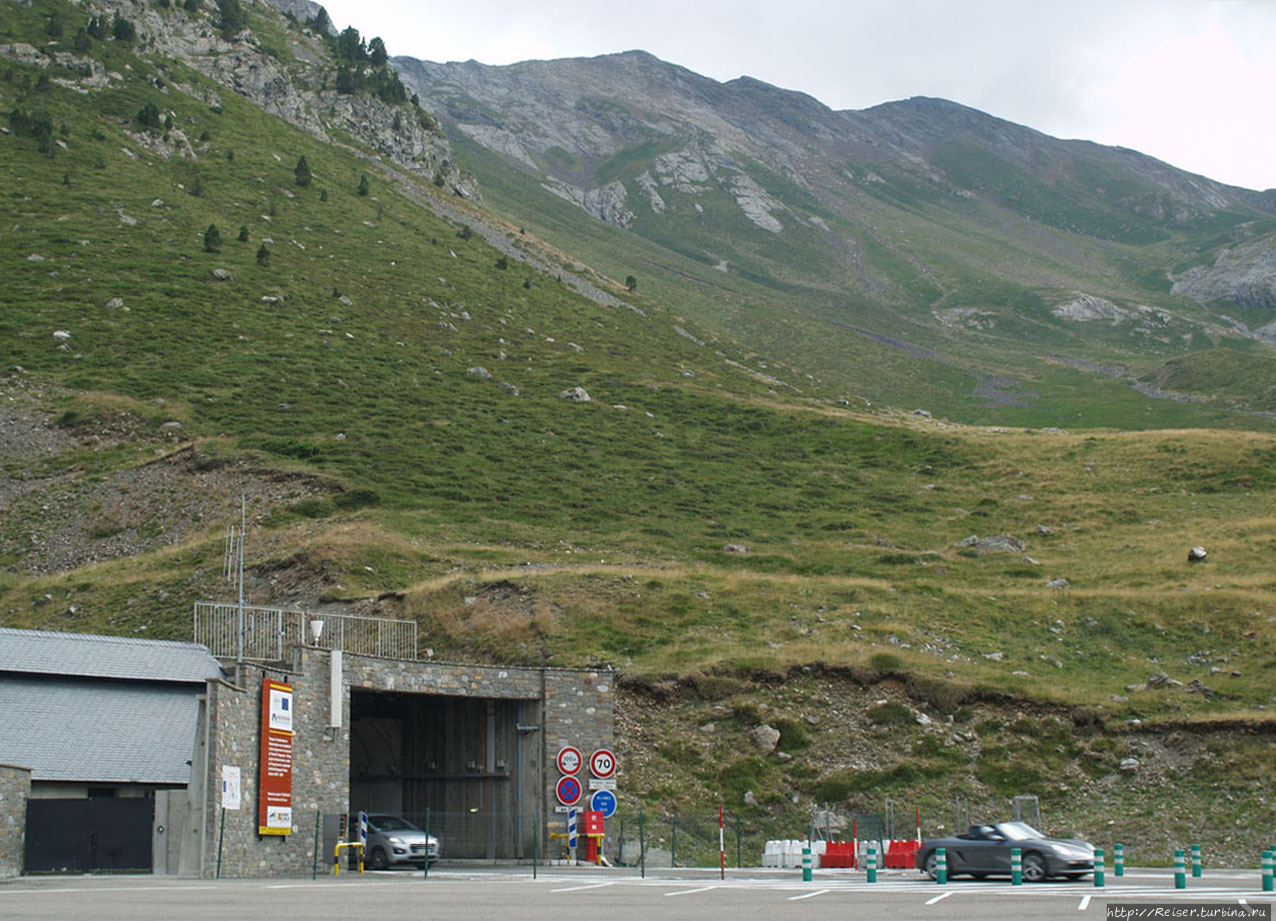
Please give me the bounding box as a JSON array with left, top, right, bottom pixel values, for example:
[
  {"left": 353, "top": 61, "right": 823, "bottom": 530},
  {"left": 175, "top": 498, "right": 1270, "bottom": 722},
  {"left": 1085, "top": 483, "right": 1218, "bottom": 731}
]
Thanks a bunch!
[
  {"left": 0, "top": 627, "right": 224, "bottom": 794},
  {"left": 0, "top": 627, "right": 224, "bottom": 874}
]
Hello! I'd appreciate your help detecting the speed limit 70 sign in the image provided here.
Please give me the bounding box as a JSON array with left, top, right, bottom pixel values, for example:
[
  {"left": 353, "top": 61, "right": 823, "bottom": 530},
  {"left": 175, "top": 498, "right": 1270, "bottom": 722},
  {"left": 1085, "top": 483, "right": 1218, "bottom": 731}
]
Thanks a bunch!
[{"left": 589, "top": 748, "right": 616, "bottom": 779}]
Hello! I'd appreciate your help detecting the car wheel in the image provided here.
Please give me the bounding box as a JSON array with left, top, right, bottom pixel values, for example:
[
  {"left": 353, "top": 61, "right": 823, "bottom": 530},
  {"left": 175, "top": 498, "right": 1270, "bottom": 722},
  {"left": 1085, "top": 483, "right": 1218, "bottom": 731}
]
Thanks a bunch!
[
  {"left": 368, "top": 847, "right": 389, "bottom": 870},
  {"left": 923, "top": 852, "right": 938, "bottom": 880},
  {"left": 1022, "top": 853, "right": 1047, "bottom": 882}
]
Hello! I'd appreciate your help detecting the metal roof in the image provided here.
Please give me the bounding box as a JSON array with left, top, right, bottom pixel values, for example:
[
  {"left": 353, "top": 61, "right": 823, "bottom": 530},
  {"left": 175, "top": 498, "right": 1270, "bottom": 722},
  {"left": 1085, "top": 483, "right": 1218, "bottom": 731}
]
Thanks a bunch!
[
  {"left": 0, "top": 674, "right": 204, "bottom": 783},
  {"left": 0, "top": 627, "right": 223, "bottom": 683}
]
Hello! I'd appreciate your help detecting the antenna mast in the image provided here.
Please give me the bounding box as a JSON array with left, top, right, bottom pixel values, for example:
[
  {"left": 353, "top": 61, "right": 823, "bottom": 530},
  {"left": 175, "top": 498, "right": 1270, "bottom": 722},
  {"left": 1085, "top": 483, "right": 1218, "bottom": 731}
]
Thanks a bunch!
[{"left": 224, "top": 496, "right": 247, "bottom": 662}]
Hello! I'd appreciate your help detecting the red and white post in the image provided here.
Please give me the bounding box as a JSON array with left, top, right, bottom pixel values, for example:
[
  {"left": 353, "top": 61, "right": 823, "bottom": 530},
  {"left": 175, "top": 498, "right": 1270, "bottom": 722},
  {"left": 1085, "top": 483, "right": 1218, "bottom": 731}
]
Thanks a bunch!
[{"left": 719, "top": 806, "right": 725, "bottom": 880}]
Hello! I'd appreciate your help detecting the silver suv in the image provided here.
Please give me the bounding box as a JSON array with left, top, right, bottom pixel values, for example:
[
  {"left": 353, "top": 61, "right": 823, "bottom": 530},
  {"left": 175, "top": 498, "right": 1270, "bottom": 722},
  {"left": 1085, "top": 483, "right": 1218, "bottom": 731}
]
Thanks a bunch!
[{"left": 364, "top": 814, "right": 440, "bottom": 869}]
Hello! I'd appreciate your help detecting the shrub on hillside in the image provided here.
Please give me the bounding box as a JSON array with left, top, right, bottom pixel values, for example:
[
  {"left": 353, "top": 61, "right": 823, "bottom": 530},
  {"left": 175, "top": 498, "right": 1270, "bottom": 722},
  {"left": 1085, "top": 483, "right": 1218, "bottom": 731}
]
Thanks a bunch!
[{"left": 203, "top": 223, "right": 221, "bottom": 252}]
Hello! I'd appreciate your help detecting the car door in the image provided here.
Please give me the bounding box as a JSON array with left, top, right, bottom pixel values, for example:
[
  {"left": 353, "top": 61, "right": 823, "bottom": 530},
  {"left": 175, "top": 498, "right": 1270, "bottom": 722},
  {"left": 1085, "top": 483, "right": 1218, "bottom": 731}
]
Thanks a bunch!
[{"left": 957, "top": 826, "right": 1006, "bottom": 875}]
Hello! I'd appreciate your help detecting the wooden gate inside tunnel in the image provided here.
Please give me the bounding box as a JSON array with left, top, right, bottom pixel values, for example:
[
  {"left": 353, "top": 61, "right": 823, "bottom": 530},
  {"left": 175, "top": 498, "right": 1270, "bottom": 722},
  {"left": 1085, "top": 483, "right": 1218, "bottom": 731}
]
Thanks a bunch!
[{"left": 349, "top": 690, "right": 541, "bottom": 859}]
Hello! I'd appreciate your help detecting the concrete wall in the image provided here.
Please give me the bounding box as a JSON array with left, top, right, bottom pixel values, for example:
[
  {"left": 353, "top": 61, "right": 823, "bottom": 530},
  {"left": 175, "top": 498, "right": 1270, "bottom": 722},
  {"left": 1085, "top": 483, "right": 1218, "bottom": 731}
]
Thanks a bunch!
[
  {"left": 0, "top": 763, "right": 31, "bottom": 878},
  {"left": 189, "top": 649, "right": 614, "bottom": 878}
]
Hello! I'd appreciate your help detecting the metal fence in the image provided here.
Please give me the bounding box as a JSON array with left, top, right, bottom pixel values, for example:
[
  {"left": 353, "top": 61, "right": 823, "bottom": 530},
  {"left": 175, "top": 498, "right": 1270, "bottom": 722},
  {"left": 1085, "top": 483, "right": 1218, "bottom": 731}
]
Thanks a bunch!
[
  {"left": 306, "top": 809, "right": 796, "bottom": 878},
  {"left": 193, "top": 602, "right": 417, "bottom": 661}
]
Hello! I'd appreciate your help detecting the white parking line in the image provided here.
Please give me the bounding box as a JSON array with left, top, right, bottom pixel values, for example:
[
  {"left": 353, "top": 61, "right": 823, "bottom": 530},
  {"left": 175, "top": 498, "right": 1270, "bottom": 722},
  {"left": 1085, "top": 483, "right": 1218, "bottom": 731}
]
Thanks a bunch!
[
  {"left": 1078, "top": 895, "right": 1091, "bottom": 910},
  {"left": 664, "top": 886, "right": 718, "bottom": 897},
  {"left": 788, "top": 889, "right": 830, "bottom": 901},
  {"left": 925, "top": 891, "right": 953, "bottom": 905},
  {"left": 552, "top": 883, "right": 616, "bottom": 893},
  {"left": 0, "top": 885, "right": 219, "bottom": 897}
]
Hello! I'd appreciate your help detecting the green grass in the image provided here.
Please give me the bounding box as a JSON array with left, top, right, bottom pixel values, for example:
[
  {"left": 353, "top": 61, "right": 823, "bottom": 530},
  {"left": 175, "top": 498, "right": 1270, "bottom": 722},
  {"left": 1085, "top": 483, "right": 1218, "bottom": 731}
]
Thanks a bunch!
[{"left": 1, "top": 0, "right": 1275, "bottom": 741}]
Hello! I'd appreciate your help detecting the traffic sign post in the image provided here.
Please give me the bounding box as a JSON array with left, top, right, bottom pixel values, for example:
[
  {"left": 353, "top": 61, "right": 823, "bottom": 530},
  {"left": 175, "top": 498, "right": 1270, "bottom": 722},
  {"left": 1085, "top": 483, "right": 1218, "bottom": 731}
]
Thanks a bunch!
[
  {"left": 568, "top": 808, "right": 578, "bottom": 861},
  {"left": 589, "top": 748, "right": 616, "bottom": 779},
  {"left": 590, "top": 789, "right": 617, "bottom": 818},
  {"left": 556, "top": 774, "right": 583, "bottom": 807},
  {"left": 557, "top": 746, "right": 583, "bottom": 776}
]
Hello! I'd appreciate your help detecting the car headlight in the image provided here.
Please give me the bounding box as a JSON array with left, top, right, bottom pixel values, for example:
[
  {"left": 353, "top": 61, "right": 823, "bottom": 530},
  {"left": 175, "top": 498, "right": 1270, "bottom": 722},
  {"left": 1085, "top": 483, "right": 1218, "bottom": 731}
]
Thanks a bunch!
[
  {"left": 1052, "top": 844, "right": 1093, "bottom": 859},
  {"left": 388, "top": 836, "right": 405, "bottom": 846}
]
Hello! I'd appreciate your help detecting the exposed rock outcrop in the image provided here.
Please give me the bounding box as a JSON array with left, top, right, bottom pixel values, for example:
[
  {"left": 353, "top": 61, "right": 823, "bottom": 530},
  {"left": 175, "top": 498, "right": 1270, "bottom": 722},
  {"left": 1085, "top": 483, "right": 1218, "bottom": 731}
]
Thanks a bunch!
[{"left": 1172, "top": 238, "right": 1276, "bottom": 311}]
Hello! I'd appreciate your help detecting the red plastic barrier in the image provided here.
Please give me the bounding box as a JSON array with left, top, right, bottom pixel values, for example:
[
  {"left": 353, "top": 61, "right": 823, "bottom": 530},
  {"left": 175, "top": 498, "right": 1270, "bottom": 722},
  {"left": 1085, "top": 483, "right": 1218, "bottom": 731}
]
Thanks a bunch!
[
  {"left": 884, "top": 840, "right": 921, "bottom": 869},
  {"left": 818, "top": 841, "right": 857, "bottom": 869}
]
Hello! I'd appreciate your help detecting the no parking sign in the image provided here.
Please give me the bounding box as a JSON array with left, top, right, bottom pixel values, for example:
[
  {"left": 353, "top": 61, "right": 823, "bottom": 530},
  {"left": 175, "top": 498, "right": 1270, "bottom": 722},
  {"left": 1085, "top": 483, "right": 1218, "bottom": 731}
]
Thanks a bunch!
[{"left": 556, "top": 774, "right": 583, "bottom": 806}]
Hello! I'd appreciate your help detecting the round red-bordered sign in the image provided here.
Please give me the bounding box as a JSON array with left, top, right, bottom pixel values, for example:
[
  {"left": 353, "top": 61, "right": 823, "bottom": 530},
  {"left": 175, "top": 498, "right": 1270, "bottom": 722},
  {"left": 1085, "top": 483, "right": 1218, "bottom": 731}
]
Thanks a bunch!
[
  {"left": 589, "top": 748, "right": 616, "bottom": 779},
  {"left": 556, "top": 746, "right": 583, "bottom": 775},
  {"left": 556, "top": 774, "right": 583, "bottom": 806}
]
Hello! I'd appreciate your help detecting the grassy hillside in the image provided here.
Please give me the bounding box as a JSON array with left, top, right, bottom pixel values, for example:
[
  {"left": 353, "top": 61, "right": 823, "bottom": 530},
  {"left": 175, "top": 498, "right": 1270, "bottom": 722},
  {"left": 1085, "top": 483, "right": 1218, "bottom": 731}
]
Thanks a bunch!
[{"left": 2, "top": 0, "right": 1276, "bottom": 860}]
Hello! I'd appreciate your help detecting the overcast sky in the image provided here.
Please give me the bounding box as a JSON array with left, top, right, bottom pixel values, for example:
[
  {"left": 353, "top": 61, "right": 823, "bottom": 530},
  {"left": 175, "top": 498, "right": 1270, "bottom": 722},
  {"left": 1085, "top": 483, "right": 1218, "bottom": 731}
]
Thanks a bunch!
[{"left": 317, "top": 0, "right": 1276, "bottom": 191}]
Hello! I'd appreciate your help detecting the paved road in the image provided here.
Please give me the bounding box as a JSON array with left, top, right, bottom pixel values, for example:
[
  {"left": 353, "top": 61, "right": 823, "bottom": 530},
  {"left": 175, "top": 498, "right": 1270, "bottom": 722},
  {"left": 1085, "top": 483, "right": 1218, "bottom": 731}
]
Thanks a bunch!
[{"left": 1, "top": 867, "right": 1270, "bottom": 921}]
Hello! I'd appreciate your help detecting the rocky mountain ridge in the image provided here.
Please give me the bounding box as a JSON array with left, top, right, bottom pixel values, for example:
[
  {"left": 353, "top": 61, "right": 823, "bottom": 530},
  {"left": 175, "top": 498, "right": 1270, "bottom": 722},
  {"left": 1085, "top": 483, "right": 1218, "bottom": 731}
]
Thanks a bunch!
[
  {"left": 58, "top": 0, "right": 475, "bottom": 197},
  {"left": 396, "top": 50, "right": 1273, "bottom": 234}
]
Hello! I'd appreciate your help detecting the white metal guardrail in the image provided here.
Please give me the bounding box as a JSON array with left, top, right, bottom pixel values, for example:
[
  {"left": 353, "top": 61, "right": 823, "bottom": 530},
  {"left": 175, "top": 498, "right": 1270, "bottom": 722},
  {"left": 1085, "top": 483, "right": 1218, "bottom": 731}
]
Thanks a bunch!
[{"left": 193, "top": 601, "right": 417, "bottom": 661}]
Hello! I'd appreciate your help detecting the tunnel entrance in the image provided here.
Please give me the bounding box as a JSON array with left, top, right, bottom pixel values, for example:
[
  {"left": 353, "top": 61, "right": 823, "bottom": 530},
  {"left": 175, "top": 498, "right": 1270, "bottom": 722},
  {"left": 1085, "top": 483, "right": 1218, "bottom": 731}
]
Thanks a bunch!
[{"left": 349, "top": 690, "right": 542, "bottom": 860}]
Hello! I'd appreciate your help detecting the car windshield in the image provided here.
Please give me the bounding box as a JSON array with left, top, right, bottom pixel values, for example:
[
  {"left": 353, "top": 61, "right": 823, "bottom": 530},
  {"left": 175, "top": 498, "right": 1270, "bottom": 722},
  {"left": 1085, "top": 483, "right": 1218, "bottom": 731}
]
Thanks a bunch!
[
  {"left": 370, "top": 815, "right": 420, "bottom": 832},
  {"left": 997, "top": 822, "right": 1043, "bottom": 841}
]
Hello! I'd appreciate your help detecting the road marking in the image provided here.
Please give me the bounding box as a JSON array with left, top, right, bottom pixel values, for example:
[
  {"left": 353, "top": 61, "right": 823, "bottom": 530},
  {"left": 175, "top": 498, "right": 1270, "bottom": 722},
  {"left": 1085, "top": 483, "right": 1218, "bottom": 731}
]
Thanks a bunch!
[
  {"left": 664, "top": 886, "right": 718, "bottom": 897},
  {"left": 0, "top": 885, "right": 219, "bottom": 896},
  {"left": 788, "top": 889, "right": 830, "bottom": 901},
  {"left": 1079, "top": 895, "right": 1091, "bottom": 910},
  {"left": 553, "top": 883, "right": 616, "bottom": 893},
  {"left": 925, "top": 891, "right": 953, "bottom": 905}
]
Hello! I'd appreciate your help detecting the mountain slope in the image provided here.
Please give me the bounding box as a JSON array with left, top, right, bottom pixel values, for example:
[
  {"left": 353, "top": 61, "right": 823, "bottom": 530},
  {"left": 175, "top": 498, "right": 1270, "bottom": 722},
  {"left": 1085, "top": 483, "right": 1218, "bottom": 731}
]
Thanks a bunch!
[
  {"left": 396, "top": 51, "right": 1276, "bottom": 426},
  {"left": 3, "top": 0, "right": 1276, "bottom": 862}
]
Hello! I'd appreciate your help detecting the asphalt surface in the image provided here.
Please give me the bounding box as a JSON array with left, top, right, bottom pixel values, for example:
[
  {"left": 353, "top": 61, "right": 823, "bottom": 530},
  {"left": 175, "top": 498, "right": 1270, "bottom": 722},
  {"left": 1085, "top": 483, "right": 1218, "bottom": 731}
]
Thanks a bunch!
[{"left": 1, "top": 867, "right": 1271, "bottom": 921}]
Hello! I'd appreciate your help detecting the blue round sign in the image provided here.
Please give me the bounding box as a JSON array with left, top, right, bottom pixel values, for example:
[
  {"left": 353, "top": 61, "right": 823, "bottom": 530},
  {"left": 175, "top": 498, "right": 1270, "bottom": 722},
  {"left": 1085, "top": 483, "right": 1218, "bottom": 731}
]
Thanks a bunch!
[{"left": 591, "top": 789, "right": 617, "bottom": 819}]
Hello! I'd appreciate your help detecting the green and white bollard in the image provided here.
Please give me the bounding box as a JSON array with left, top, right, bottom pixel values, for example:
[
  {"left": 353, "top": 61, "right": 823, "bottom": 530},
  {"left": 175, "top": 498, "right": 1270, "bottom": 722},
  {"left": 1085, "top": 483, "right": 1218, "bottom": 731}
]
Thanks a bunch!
[
  {"left": 936, "top": 847, "right": 948, "bottom": 885},
  {"left": 1114, "top": 843, "right": 1124, "bottom": 877},
  {"left": 1011, "top": 847, "right": 1022, "bottom": 886},
  {"left": 1093, "top": 848, "right": 1105, "bottom": 888},
  {"left": 1191, "top": 843, "right": 1202, "bottom": 879},
  {"left": 1174, "top": 849, "right": 1186, "bottom": 889},
  {"left": 1262, "top": 849, "right": 1272, "bottom": 893},
  {"left": 867, "top": 844, "right": 877, "bottom": 883},
  {"left": 801, "top": 846, "right": 812, "bottom": 883}
]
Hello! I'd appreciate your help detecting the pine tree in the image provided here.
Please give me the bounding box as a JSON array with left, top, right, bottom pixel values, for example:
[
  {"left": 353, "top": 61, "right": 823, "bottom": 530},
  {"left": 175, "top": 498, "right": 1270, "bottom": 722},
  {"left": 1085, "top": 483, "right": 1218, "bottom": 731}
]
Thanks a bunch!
[
  {"left": 216, "top": 0, "right": 246, "bottom": 39},
  {"left": 368, "top": 36, "right": 388, "bottom": 67},
  {"left": 625, "top": 275, "right": 638, "bottom": 292},
  {"left": 294, "top": 155, "right": 311, "bottom": 187},
  {"left": 237, "top": 225, "right": 249, "bottom": 242},
  {"left": 357, "top": 173, "right": 369, "bottom": 197},
  {"left": 256, "top": 243, "right": 270, "bottom": 266},
  {"left": 203, "top": 224, "right": 222, "bottom": 252},
  {"left": 112, "top": 12, "right": 137, "bottom": 43}
]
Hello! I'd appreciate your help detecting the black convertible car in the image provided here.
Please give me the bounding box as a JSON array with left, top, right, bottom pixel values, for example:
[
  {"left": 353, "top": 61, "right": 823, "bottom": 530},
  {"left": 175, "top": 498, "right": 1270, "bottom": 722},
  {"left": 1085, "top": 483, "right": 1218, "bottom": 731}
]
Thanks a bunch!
[{"left": 915, "top": 822, "right": 1094, "bottom": 881}]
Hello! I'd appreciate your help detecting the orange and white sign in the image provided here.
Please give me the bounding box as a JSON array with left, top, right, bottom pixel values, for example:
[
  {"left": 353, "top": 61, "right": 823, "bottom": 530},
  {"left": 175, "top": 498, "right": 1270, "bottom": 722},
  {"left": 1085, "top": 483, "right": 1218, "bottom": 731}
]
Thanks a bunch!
[{"left": 258, "top": 678, "right": 294, "bottom": 836}]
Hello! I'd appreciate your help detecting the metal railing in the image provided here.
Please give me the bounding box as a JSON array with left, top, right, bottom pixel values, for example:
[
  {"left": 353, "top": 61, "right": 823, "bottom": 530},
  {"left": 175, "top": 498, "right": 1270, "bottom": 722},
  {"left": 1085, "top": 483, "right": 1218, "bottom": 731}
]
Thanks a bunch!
[{"left": 194, "top": 601, "right": 417, "bottom": 661}]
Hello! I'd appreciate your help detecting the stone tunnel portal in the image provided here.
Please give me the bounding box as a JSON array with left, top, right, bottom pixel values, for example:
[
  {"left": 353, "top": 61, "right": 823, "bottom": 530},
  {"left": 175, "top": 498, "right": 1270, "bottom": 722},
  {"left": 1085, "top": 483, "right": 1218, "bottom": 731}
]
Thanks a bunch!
[{"left": 349, "top": 690, "right": 542, "bottom": 860}]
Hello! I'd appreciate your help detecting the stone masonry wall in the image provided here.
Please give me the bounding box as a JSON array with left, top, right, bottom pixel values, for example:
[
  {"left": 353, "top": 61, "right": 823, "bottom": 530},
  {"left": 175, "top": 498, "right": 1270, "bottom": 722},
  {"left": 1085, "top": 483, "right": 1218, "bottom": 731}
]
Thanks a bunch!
[
  {"left": 198, "top": 650, "right": 613, "bottom": 877},
  {"left": 0, "top": 763, "right": 31, "bottom": 878}
]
